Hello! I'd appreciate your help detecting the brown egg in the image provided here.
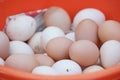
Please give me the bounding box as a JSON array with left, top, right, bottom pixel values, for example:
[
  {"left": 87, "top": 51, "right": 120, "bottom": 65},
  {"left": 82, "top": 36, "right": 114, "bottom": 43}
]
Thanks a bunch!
[
  {"left": 46, "top": 37, "right": 73, "bottom": 61},
  {"left": 0, "top": 31, "right": 9, "bottom": 59},
  {"left": 5, "top": 54, "right": 39, "bottom": 72},
  {"left": 34, "top": 54, "right": 55, "bottom": 66},
  {"left": 75, "top": 19, "right": 99, "bottom": 45},
  {"left": 98, "top": 20, "right": 120, "bottom": 43},
  {"left": 44, "top": 7, "right": 71, "bottom": 33},
  {"left": 69, "top": 40, "right": 99, "bottom": 67}
]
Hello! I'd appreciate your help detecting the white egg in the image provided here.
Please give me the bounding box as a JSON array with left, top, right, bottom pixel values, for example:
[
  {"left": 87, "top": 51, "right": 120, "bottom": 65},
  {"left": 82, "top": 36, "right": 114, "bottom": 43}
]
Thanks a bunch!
[
  {"left": 6, "top": 15, "right": 37, "bottom": 41},
  {"left": 73, "top": 8, "right": 105, "bottom": 30},
  {"left": 10, "top": 41, "right": 34, "bottom": 55},
  {"left": 32, "top": 66, "right": 59, "bottom": 75},
  {"left": 83, "top": 65, "right": 104, "bottom": 73},
  {"left": 65, "top": 32, "right": 75, "bottom": 41},
  {"left": 0, "top": 57, "right": 5, "bottom": 66},
  {"left": 52, "top": 59, "right": 82, "bottom": 75},
  {"left": 42, "top": 26, "right": 65, "bottom": 49},
  {"left": 100, "top": 40, "right": 120, "bottom": 68},
  {"left": 28, "top": 32, "right": 45, "bottom": 54}
]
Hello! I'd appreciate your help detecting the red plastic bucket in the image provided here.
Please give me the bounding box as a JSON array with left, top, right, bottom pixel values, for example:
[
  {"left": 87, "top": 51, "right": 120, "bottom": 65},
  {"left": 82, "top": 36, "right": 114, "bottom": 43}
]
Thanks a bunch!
[{"left": 0, "top": 0, "right": 120, "bottom": 80}]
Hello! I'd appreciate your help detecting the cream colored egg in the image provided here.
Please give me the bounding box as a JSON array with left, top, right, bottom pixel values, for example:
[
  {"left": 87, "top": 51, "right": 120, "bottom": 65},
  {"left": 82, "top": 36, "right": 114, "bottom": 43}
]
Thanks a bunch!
[{"left": 28, "top": 32, "right": 45, "bottom": 54}]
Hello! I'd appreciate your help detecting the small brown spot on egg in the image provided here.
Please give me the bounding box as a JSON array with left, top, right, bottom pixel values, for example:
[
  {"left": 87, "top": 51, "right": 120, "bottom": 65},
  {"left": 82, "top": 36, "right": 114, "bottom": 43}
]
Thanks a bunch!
[{"left": 66, "top": 69, "right": 69, "bottom": 72}]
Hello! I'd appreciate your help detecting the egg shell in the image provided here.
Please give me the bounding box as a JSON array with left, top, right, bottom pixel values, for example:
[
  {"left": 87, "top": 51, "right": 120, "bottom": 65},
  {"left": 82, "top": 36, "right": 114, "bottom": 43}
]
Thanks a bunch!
[
  {"left": 73, "top": 8, "right": 105, "bottom": 30},
  {"left": 34, "top": 54, "right": 55, "bottom": 66},
  {"left": 5, "top": 54, "right": 39, "bottom": 72},
  {"left": 44, "top": 6, "right": 71, "bottom": 33},
  {"left": 65, "top": 32, "right": 75, "bottom": 42},
  {"left": 6, "top": 15, "right": 37, "bottom": 41},
  {"left": 83, "top": 65, "right": 104, "bottom": 73},
  {"left": 98, "top": 20, "right": 120, "bottom": 43},
  {"left": 32, "top": 66, "right": 59, "bottom": 75},
  {"left": 46, "top": 37, "right": 73, "bottom": 61},
  {"left": 69, "top": 40, "right": 100, "bottom": 67},
  {"left": 28, "top": 32, "right": 45, "bottom": 54},
  {"left": 0, "top": 31, "right": 9, "bottom": 59},
  {"left": 9, "top": 41, "right": 34, "bottom": 55},
  {"left": 0, "top": 57, "right": 5, "bottom": 66},
  {"left": 52, "top": 59, "right": 82, "bottom": 75},
  {"left": 42, "top": 26, "right": 65, "bottom": 49},
  {"left": 100, "top": 40, "right": 120, "bottom": 68},
  {"left": 75, "top": 19, "right": 99, "bottom": 45}
]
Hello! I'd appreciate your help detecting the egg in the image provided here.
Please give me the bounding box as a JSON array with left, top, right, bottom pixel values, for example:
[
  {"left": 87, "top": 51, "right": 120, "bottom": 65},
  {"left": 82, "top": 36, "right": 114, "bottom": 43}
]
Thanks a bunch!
[
  {"left": 5, "top": 15, "right": 37, "bottom": 41},
  {"left": 83, "top": 65, "right": 104, "bottom": 73},
  {"left": 34, "top": 54, "right": 55, "bottom": 66},
  {"left": 28, "top": 32, "right": 45, "bottom": 54},
  {"left": 52, "top": 59, "right": 82, "bottom": 75},
  {"left": 98, "top": 20, "right": 120, "bottom": 43},
  {"left": 0, "top": 31, "right": 9, "bottom": 59},
  {"left": 44, "top": 6, "right": 71, "bottom": 33},
  {"left": 0, "top": 57, "right": 5, "bottom": 66},
  {"left": 32, "top": 66, "right": 59, "bottom": 75},
  {"left": 69, "top": 40, "right": 99, "bottom": 67},
  {"left": 65, "top": 32, "right": 75, "bottom": 41},
  {"left": 100, "top": 40, "right": 120, "bottom": 68},
  {"left": 9, "top": 41, "right": 34, "bottom": 55},
  {"left": 5, "top": 54, "right": 39, "bottom": 72},
  {"left": 46, "top": 37, "right": 73, "bottom": 61},
  {"left": 42, "top": 26, "right": 65, "bottom": 49},
  {"left": 73, "top": 8, "right": 105, "bottom": 30},
  {"left": 75, "top": 19, "right": 99, "bottom": 45}
]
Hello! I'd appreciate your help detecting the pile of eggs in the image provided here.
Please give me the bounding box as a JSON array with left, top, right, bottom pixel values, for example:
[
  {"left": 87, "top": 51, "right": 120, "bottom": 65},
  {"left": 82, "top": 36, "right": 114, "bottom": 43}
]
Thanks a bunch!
[{"left": 0, "top": 6, "right": 120, "bottom": 75}]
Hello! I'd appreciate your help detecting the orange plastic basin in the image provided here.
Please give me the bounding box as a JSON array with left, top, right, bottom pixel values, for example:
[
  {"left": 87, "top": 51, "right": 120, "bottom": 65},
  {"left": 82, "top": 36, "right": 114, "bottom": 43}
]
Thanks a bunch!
[{"left": 0, "top": 0, "right": 120, "bottom": 80}]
